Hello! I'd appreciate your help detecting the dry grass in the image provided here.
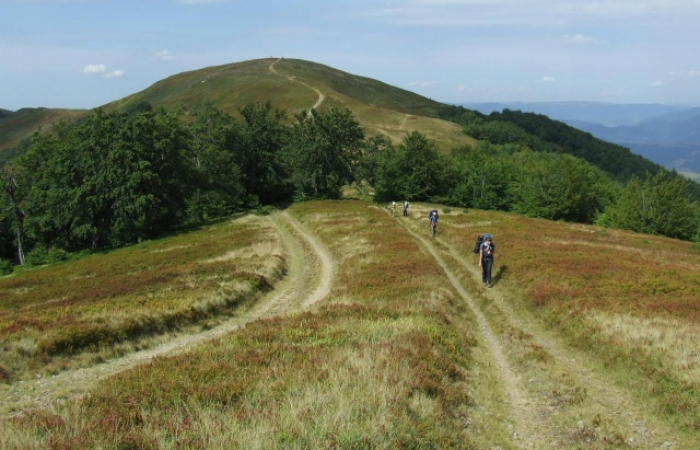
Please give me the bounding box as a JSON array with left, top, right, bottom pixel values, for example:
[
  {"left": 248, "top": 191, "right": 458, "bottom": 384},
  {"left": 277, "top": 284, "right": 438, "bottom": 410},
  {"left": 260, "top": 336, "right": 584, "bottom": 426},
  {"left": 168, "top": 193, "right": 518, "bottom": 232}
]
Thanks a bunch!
[
  {"left": 2, "top": 200, "right": 481, "bottom": 449},
  {"left": 0, "top": 216, "right": 285, "bottom": 382},
  {"left": 431, "top": 207, "right": 700, "bottom": 432}
]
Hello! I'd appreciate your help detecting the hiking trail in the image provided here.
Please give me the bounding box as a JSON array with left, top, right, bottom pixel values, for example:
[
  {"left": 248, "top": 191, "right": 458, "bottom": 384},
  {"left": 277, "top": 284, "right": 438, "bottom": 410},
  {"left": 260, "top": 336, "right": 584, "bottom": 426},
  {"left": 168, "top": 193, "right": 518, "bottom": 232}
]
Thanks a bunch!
[
  {"left": 0, "top": 211, "right": 335, "bottom": 418},
  {"left": 269, "top": 58, "right": 326, "bottom": 111},
  {"left": 395, "top": 206, "right": 693, "bottom": 449}
]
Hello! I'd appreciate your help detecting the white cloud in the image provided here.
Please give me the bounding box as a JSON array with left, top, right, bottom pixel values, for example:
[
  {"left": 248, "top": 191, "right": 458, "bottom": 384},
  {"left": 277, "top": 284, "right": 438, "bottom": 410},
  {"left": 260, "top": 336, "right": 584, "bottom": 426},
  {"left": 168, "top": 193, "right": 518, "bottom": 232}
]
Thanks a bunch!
[
  {"left": 155, "top": 50, "right": 175, "bottom": 61},
  {"left": 542, "top": 76, "right": 556, "bottom": 83},
  {"left": 103, "top": 70, "right": 125, "bottom": 78},
  {"left": 688, "top": 70, "right": 700, "bottom": 78},
  {"left": 650, "top": 80, "right": 665, "bottom": 87},
  {"left": 80, "top": 63, "right": 106, "bottom": 75},
  {"left": 564, "top": 33, "right": 603, "bottom": 44}
]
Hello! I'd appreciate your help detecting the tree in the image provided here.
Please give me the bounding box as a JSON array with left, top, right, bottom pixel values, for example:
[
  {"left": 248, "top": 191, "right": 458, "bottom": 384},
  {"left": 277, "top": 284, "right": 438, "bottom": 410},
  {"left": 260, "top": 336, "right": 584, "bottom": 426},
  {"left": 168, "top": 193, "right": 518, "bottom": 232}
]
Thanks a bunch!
[
  {"left": 282, "top": 108, "right": 364, "bottom": 200},
  {"left": 602, "top": 170, "right": 699, "bottom": 240},
  {"left": 21, "top": 108, "right": 193, "bottom": 251},
  {"left": 0, "top": 162, "right": 28, "bottom": 264},
  {"left": 509, "top": 151, "right": 614, "bottom": 223},
  {"left": 449, "top": 142, "right": 515, "bottom": 211},
  {"left": 374, "top": 131, "right": 452, "bottom": 202},
  {"left": 235, "top": 102, "right": 291, "bottom": 204},
  {"left": 185, "top": 103, "right": 244, "bottom": 221}
]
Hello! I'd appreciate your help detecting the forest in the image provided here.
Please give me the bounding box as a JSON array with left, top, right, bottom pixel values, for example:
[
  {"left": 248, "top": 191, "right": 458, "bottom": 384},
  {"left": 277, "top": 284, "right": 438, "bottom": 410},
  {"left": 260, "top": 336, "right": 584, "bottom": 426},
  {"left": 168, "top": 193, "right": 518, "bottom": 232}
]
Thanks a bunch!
[{"left": 1, "top": 102, "right": 699, "bottom": 273}]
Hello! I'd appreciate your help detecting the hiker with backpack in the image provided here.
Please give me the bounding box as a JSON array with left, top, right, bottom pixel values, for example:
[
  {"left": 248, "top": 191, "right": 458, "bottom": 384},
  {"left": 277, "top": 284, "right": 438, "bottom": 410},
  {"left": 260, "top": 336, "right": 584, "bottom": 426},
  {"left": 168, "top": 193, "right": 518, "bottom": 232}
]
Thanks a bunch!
[
  {"left": 476, "top": 234, "right": 495, "bottom": 287},
  {"left": 402, "top": 201, "right": 409, "bottom": 217},
  {"left": 428, "top": 209, "right": 439, "bottom": 237},
  {"left": 389, "top": 201, "right": 397, "bottom": 217}
]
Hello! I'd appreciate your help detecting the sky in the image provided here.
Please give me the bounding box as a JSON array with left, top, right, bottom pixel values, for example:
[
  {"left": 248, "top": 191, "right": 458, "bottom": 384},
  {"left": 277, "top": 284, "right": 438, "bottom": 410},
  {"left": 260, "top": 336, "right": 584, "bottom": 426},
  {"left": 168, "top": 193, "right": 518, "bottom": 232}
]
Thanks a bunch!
[{"left": 2, "top": 0, "right": 700, "bottom": 111}]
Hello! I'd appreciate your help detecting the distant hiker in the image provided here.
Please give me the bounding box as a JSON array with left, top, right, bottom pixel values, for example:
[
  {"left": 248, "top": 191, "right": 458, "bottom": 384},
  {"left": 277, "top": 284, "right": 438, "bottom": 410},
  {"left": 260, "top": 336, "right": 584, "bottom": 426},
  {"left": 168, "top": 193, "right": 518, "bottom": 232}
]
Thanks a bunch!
[
  {"left": 428, "top": 209, "right": 439, "bottom": 237},
  {"left": 402, "top": 201, "right": 410, "bottom": 217},
  {"left": 479, "top": 234, "right": 496, "bottom": 287},
  {"left": 389, "top": 201, "right": 397, "bottom": 217}
]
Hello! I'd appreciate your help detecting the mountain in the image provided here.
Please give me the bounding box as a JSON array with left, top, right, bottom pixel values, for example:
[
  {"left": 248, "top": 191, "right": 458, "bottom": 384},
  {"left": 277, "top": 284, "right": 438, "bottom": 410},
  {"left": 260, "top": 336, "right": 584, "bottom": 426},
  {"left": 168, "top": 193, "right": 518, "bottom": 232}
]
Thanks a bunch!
[
  {"left": 566, "top": 108, "right": 700, "bottom": 180},
  {"left": 0, "top": 109, "right": 13, "bottom": 120},
  {"left": 104, "top": 58, "right": 475, "bottom": 152},
  {"left": 1, "top": 58, "right": 687, "bottom": 185},
  {"left": 0, "top": 107, "right": 86, "bottom": 154},
  {"left": 0, "top": 59, "right": 474, "bottom": 155},
  {"left": 462, "top": 101, "right": 686, "bottom": 127}
]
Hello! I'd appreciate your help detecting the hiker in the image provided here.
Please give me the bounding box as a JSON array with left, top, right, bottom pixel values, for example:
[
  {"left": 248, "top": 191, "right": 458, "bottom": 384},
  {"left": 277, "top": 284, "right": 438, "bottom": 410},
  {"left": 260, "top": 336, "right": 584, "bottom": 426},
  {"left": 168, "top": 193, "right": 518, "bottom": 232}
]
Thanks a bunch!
[
  {"left": 479, "top": 234, "right": 496, "bottom": 287},
  {"left": 402, "top": 201, "right": 409, "bottom": 217},
  {"left": 428, "top": 209, "right": 439, "bottom": 237},
  {"left": 389, "top": 201, "right": 397, "bottom": 217}
]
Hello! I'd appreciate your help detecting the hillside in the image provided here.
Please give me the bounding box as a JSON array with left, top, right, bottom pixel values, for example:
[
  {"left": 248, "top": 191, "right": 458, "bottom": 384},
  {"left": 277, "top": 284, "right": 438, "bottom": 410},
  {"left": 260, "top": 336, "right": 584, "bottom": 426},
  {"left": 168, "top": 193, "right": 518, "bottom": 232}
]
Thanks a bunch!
[
  {"left": 2, "top": 201, "right": 700, "bottom": 448},
  {"left": 0, "top": 109, "right": 13, "bottom": 120},
  {"left": 0, "top": 58, "right": 474, "bottom": 155},
  {"left": 464, "top": 101, "right": 686, "bottom": 127},
  {"left": 105, "top": 58, "right": 475, "bottom": 152},
  {"left": 1, "top": 58, "right": 689, "bottom": 189},
  {"left": 0, "top": 107, "right": 86, "bottom": 153}
]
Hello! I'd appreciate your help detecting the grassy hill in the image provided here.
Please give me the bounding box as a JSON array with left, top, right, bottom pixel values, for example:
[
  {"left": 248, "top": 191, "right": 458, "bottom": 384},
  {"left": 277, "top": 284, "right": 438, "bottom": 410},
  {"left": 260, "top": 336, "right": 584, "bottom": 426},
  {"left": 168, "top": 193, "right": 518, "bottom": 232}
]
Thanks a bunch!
[
  {"left": 0, "top": 58, "right": 474, "bottom": 155},
  {"left": 106, "top": 57, "right": 475, "bottom": 152},
  {"left": 0, "top": 107, "right": 86, "bottom": 153},
  {"left": 2, "top": 201, "right": 700, "bottom": 448}
]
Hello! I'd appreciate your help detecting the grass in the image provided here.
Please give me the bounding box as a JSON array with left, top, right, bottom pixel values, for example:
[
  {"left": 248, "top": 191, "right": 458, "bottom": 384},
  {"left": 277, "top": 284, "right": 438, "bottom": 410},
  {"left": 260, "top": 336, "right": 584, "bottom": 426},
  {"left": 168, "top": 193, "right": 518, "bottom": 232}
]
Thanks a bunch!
[
  {"left": 0, "top": 215, "right": 285, "bottom": 382},
  {"left": 4, "top": 199, "right": 700, "bottom": 448},
  {"left": 109, "top": 58, "right": 476, "bottom": 153},
  {"left": 431, "top": 207, "right": 700, "bottom": 433},
  {"left": 2, "top": 200, "right": 482, "bottom": 449},
  {"left": 0, "top": 108, "right": 86, "bottom": 152}
]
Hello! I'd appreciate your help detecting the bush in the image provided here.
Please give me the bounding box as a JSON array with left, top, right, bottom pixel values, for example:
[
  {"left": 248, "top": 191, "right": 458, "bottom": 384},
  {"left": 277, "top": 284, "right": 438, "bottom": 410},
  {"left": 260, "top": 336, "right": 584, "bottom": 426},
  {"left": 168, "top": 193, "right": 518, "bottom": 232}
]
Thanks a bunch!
[
  {"left": 47, "top": 247, "right": 68, "bottom": 264},
  {"left": 26, "top": 245, "right": 48, "bottom": 267},
  {"left": 0, "top": 258, "right": 13, "bottom": 275}
]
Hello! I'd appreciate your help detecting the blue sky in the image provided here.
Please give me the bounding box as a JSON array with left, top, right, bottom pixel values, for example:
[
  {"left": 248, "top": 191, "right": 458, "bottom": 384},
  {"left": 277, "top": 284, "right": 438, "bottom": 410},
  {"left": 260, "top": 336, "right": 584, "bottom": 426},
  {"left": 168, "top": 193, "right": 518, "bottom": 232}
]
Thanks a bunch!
[{"left": 2, "top": 0, "right": 700, "bottom": 110}]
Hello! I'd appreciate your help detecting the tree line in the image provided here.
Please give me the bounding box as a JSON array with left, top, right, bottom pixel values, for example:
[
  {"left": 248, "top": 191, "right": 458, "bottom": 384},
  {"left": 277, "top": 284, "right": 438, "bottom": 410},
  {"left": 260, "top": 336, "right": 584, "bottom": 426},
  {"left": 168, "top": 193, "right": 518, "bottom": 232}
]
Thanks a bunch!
[{"left": 1, "top": 102, "right": 699, "bottom": 273}]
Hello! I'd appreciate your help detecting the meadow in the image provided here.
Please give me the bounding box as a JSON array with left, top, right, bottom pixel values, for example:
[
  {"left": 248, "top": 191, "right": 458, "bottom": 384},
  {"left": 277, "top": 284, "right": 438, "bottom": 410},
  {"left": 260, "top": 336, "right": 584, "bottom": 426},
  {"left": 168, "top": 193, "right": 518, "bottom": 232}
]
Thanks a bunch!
[
  {"left": 2, "top": 201, "right": 482, "bottom": 449},
  {"left": 2, "top": 200, "right": 700, "bottom": 449},
  {"left": 0, "top": 215, "right": 285, "bottom": 383},
  {"left": 431, "top": 207, "right": 700, "bottom": 432}
]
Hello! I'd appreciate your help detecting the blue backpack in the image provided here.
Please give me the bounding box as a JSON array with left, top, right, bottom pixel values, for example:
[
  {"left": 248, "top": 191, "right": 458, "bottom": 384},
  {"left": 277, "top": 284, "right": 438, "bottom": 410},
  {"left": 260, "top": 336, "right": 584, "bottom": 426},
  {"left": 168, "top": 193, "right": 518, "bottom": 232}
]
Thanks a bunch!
[{"left": 473, "top": 233, "right": 493, "bottom": 254}]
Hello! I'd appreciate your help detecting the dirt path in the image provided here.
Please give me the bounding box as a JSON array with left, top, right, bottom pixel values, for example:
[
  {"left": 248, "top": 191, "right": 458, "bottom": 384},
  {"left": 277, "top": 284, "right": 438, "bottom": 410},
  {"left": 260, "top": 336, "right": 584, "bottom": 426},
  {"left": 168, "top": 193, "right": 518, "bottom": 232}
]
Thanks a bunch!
[
  {"left": 436, "top": 231, "right": 687, "bottom": 449},
  {"left": 392, "top": 209, "right": 552, "bottom": 449},
  {"left": 0, "top": 211, "right": 335, "bottom": 418},
  {"left": 269, "top": 58, "right": 326, "bottom": 111},
  {"left": 398, "top": 208, "right": 692, "bottom": 449}
]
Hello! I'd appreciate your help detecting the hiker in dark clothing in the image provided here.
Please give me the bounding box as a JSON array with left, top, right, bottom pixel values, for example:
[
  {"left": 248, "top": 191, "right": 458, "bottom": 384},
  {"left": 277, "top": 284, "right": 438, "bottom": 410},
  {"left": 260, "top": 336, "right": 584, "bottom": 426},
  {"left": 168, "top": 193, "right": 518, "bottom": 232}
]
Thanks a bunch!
[{"left": 479, "top": 235, "right": 495, "bottom": 287}]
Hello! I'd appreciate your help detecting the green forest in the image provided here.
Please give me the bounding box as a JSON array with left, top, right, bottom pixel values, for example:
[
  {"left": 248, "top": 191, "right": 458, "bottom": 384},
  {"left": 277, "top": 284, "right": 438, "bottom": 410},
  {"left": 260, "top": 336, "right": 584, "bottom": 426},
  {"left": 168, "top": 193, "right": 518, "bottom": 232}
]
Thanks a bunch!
[{"left": 1, "top": 103, "right": 699, "bottom": 273}]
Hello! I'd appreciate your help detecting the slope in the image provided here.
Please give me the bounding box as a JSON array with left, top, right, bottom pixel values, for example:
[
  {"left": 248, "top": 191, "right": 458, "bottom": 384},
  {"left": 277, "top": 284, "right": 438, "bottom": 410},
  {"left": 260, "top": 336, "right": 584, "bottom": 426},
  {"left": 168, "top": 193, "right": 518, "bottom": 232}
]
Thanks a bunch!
[
  {"left": 3, "top": 201, "right": 700, "bottom": 449},
  {"left": 0, "top": 108, "right": 86, "bottom": 153},
  {"left": 107, "top": 57, "right": 476, "bottom": 152}
]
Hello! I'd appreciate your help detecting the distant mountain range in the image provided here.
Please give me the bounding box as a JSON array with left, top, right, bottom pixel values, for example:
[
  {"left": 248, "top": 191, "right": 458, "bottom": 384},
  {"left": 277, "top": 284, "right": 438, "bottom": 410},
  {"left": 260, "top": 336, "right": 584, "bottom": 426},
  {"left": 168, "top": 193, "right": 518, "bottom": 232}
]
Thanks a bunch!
[{"left": 464, "top": 102, "right": 700, "bottom": 180}]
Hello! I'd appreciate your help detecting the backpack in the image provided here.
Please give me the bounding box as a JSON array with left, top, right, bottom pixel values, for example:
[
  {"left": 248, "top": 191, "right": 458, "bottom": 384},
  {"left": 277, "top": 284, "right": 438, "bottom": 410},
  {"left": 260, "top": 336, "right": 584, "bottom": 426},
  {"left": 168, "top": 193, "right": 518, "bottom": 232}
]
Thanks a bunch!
[
  {"left": 473, "top": 233, "right": 493, "bottom": 254},
  {"left": 429, "top": 209, "right": 438, "bottom": 220}
]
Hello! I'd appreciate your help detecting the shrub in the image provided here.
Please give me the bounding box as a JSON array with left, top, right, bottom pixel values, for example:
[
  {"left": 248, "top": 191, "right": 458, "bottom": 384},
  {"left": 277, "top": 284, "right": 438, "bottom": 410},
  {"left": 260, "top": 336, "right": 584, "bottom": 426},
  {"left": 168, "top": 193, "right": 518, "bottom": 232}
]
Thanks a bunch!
[
  {"left": 0, "top": 258, "right": 13, "bottom": 275},
  {"left": 47, "top": 247, "right": 68, "bottom": 264},
  {"left": 26, "top": 245, "right": 48, "bottom": 267}
]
